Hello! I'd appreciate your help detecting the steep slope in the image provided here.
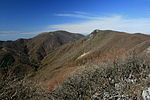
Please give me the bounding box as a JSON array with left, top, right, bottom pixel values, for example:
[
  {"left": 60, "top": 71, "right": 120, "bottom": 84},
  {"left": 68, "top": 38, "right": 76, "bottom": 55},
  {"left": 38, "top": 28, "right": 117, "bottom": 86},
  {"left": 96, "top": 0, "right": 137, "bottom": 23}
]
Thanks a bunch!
[
  {"left": 42, "top": 30, "right": 150, "bottom": 67},
  {"left": 27, "top": 30, "right": 83, "bottom": 63},
  {"left": 0, "top": 31, "right": 83, "bottom": 77},
  {"left": 37, "top": 30, "right": 150, "bottom": 89}
]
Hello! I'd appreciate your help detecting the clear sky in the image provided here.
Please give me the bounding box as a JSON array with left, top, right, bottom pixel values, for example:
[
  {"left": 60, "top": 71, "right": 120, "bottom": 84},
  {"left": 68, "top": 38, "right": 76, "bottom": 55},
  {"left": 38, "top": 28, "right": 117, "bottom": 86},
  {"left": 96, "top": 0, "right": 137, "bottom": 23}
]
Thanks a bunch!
[{"left": 1, "top": 0, "right": 150, "bottom": 40}]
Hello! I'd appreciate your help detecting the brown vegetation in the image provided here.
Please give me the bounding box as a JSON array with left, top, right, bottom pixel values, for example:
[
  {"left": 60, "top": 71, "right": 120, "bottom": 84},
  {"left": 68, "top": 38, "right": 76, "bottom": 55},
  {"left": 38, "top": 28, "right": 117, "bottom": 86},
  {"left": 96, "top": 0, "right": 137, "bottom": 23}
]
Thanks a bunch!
[
  {"left": 49, "top": 53, "right": 150, "bottom": 100},
  {"left": 37, "top": 30, "right": 150, "bottom": 90},
  {"left": 1, "top": 30, "right": 150, "bottom": 99}
]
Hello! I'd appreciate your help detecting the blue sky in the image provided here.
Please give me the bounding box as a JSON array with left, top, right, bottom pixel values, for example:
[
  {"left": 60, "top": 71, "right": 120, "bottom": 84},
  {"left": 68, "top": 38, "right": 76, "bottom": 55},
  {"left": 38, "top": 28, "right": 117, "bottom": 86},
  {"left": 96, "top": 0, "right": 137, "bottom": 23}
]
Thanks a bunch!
[{"left": 1, "top": 0, "right": 150, "bottom": 40}]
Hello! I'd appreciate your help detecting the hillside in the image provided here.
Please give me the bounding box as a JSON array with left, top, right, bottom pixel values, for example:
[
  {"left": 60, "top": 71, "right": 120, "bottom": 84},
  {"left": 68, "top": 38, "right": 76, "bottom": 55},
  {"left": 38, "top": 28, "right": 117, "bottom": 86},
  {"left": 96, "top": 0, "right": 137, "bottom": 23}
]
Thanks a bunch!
[
  {"left": 0, "top": 31, "right": 83, "bottom": 77},
  {"left": 35, "top": 30, "right": 150, "bottom": 90},
  {"left": 50, "top": 53, "right": 150, "bottom": 100},
  {"left": 42, "top": 30, "right": 150, "bottom": 67},
  {"left": 1, "top": 30, "right": 150, "bottom": 100},
  {"left": 27, "top": 30, "right": 83, "bottom": 63}
]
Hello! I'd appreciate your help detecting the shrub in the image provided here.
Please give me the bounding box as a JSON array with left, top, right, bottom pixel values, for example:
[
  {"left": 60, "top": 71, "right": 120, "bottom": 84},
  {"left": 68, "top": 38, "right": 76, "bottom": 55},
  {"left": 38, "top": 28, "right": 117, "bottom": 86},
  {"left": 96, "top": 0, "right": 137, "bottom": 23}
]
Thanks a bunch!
[
  {"left": 50, "top": 53, "right": 150, "bottom": 100},
  {"left": 0, "top": 67, "right": 49, "bottom": 100}
]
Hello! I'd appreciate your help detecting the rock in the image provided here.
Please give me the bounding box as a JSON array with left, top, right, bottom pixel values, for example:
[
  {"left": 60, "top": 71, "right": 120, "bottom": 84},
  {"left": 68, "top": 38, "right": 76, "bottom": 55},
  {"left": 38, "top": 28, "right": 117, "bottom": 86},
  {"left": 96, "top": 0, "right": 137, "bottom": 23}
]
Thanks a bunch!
[{"left": 142, "top": 88, "right": 150, "bottom": 100}]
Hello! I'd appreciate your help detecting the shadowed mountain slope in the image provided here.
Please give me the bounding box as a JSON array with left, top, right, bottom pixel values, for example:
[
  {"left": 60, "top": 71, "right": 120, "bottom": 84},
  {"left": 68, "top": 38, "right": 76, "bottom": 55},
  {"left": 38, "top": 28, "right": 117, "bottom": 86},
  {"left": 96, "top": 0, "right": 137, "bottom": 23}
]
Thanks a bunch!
[
  {"left": 27, "top": 31, "right": 83, "bottom": 63},
  {"left": 0, "top": 31, "right": 83, "bottom": 77}
]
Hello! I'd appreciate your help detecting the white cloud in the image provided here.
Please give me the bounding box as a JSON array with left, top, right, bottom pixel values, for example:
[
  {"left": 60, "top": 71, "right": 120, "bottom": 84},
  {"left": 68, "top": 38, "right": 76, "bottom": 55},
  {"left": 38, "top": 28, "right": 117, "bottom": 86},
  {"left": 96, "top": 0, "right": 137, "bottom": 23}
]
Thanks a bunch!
[
  {"left": 55, "top": 13, "right": 95, "bottom": 19},
  {"left": 54, "top": 11, "right": 99, "bottom": 19},
  {"left": 19, "top": 31, "right": 44, "bottom": 34},
  {"left": 49, "top": 14, "right": 150, "bottom": 34},
  {"left": 0, "top": 31, "right": 19, "bottom": 34},
  {"left": 19, "top": 29, "right": 57, "bottom": 35},
  {"left": 73, "top": 11, "right": 90, "bottom": 15},
  {"left": 55, "top": 13, "right": 98, "bottom": 19}
]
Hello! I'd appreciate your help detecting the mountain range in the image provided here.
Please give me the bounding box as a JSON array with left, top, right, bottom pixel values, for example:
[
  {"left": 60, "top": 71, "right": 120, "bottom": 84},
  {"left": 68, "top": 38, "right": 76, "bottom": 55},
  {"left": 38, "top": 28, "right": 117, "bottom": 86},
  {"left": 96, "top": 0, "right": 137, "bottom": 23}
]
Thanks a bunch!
[{"left": 0, "top": 29, "right": 150, "bottom": 100}]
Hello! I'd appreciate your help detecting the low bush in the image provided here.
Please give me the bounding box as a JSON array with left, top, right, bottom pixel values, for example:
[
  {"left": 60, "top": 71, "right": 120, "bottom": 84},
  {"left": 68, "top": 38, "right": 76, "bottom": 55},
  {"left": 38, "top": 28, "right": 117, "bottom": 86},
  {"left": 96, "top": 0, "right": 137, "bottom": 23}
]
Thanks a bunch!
[{"left": 50, "top": 53, "right": 150, "bottom": 100}]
